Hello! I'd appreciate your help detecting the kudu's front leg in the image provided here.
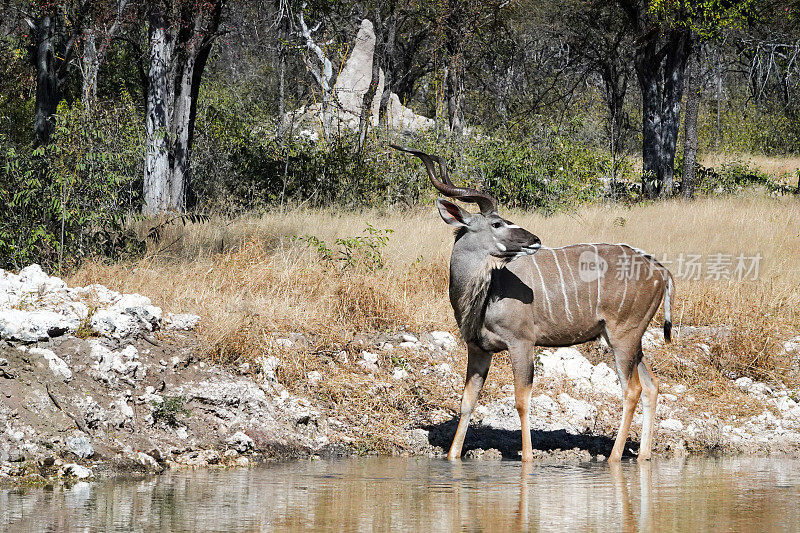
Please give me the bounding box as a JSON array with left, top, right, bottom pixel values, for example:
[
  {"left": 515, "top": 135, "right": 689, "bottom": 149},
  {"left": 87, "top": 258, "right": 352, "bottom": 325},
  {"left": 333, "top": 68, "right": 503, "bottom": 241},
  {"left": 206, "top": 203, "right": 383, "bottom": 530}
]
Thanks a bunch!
[{"left": 447, "top": 344, "right": 492, "bottom": 460}]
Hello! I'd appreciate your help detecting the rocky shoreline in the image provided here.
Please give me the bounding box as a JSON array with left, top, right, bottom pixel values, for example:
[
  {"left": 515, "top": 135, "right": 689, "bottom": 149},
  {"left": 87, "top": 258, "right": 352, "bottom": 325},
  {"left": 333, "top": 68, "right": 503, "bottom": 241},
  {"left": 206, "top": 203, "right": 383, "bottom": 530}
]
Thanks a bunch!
[{"left": 2, "top": 265, "right": 800, "bottom": 484}]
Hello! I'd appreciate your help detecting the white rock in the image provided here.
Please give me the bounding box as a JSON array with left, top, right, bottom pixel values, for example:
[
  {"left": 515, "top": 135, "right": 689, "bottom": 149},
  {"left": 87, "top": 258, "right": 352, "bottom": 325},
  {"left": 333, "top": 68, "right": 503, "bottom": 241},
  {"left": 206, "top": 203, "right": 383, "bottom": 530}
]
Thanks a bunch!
[
  {"left": 783, "top": 336, "right": 800, "bottom": 354},
  {"left": 398, "top": 341, "right": 420, "bottom": 349},
  {"left": 19, "top": 264, "right": 67, "bottom": 294},
  {"left": 557, "top": 393, "right": 597, "bottom": 431},
  {"left": 63, "top": 301, "right": 90, "bottom": 322},
  {"left": 110, "top": 399, "right": 134, "bottom": 428},
  {"left": 258, "top": 355, "right": 280, "bottom": 381},
  {"left": 590, "top": 362, "right": 621, "bottom": 395},
  {"left": 0, "top": 266, "right": 194, "bottom": 342},
  {"left": 772, "top": 396, "right": 798, "bottom": 412},
  {"left": 274, "top": 338, "right": 294, "bottom": 348},
  {"left": 434, "top": 363, "right": 453, "bottom": 379},
  {"left": 399, "top": 333, "right": 418, "bottom": 343},
  {"left": 538, "top": 347, "right": 593, "bottom": 386},
  {"left": 66, "top": 435, "right": 94, "bottom": 459},
  {"left": 361, "top": 351, "right": 379, "bottom": 364},
  {"left": 61, "top": 464, "right": 93, "bottom": 479},
  {"left": 480, "top": 397, "right": 521, "bottom": 431},
  {"left": 307, "top": 370, "right": 322, "bottom": 386},
  {"left": 333, "top": 19, "right": 381, "bottom": 122},
  {"left": 136, "top": 452, "right": 160, "bottom": 470},
  {"left": 90, "top": 309, "right": 137, "bottom": 338},
  {"left": 392, "top": 367, "right": 409, "bottom": 380},
  {"left": 387, "top": 93, "right": 435, "bottom": 132},
  {"left": 430, "top": 331, "right": 457, "bottom": 349},
  {"left": 559, "top": 350, "right": 593, "bottom": 380},
  {"left": 70, "top": 283, "right": 122, "bottom": 305},
  {"left": 111, "top": 292, "right": 151, "bottom": 309},
  {"left": 29, "top": 347, "right": 72, "bottom": 382},
  {"left": 408, "top": 428, "right": 429, "bottom": 447},
  {"left": 0, "top": 309, "right": 76, "bottom": 342},
  {"left": 227, "top": 431, "right": 254, "bottom": 453},
  {"left": 90, "top": 341, "right": 141, "bottom": 380},
  {"left": 138, "top": 389, "right": 163, "bottom": 406},
  {"left": 165, "top": 313, "right": 201, "bottom": 330},
  {"left": 642, "top": 328, "right": 665, "bottom": 349},
  {"left": 734, "top": 376, "right": 753, "bottom": 392},
  {"left": 531, "top": 394, "right": 560, "bottom": 414},
  {"left": 660, "top": 419, "right": 684, "bottom": 432},
  {"left": 110, "top": 294, "right": 161, "bottom": 332},
  {"left": 673, "top": 384, "right": 687, "bottom": 394}
]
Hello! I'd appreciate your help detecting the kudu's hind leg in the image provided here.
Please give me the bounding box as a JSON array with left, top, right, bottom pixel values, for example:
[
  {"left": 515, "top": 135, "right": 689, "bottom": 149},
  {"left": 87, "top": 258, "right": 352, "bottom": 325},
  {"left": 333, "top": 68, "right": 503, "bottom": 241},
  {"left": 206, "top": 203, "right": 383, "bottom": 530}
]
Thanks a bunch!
[
  {"left": 607, "top": 338, "right": 643, "bottom": 462},
  {"left": 636, "top": 359, "right": 659, "bottom": 461},
  {"left": 447, "top": 344, "right": 492, "bottom": 460},
  {"left": 509, "top": 343, "right": 536, "bottom": 462}
]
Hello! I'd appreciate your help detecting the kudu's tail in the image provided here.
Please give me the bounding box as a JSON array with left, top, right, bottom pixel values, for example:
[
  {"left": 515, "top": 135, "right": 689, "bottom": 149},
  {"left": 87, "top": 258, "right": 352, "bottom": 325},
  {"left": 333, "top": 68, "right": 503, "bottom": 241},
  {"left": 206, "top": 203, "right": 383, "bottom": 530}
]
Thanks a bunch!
[{"left": 663, "top": 274, "right": 674, "bottom": 343}]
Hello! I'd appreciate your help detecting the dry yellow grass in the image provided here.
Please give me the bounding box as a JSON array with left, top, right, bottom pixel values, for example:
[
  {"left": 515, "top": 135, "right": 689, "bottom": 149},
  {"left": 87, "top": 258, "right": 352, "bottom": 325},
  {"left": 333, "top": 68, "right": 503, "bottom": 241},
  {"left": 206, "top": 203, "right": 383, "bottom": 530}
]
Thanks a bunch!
[
  {"left": 70, "top": 195, "right": 800, "bottom": 365},
  {"left": 66, "top": 194, "right": 800, "bottom": 442}
]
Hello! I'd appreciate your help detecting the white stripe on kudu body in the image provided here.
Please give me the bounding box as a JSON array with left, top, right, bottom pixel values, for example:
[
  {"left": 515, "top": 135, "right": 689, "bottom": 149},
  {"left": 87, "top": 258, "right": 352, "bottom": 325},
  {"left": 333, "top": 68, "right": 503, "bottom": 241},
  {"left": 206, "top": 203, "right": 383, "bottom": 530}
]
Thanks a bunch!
[
  {"left": 590, "top": 244, "right": 601, "bottom": 313},
  {"left": 533, "top": 259, "right": 554, "bottom": 320},
  {"left": 562, "top": 248, "right": 581, "bottom": 313},
  {"left": 391, "top": 145, "right": 674, "bottom": 465},
  {"left": 618, "top": 245, "right": 629, "bottom": 313},
  {"left": 549, "top": 249, "right": 573, "bottom": 322}
]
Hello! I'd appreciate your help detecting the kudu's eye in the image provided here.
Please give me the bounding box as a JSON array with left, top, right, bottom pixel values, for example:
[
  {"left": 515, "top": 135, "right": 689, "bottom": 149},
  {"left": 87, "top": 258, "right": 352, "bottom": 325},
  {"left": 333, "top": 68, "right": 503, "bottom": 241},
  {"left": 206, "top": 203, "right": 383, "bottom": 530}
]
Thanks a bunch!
[{"left": 491, "top": 222, "right": 503, "bottom": 229}]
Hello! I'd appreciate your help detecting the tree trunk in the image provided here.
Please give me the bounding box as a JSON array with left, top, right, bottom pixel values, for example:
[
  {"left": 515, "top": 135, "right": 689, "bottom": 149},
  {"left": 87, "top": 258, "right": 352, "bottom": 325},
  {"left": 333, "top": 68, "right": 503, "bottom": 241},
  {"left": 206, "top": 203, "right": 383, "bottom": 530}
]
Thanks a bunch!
[
  {"left": 681, "top": 43, "right": 701, "bottom": 200},
  {"left": 445, "top": 53, "right": 464, "bottom": 135},
  {"left": 143, "top": 1, "right": 222, "bottom": 215},
  {"left": 634, "top": 30, "right": 691, "bottom": 199},
  {"left": 445, "top": 54, "right": 464, "bottom": 135},
  {"left": 144, "top": 12, "right": 172, "bottom": 215},
  {"left": 171, "top": 48, "right": 195, "bottom": 212},
  {"left": 80, "top": 0, "right": 130, "bottom": 113},
  {"left": 33, "top": 15, "right": 60, "bottom": 145},
  {"left": 600, "top": 58, "right": 628, "bottom": 192},
  {"left": 81, "top": 29, "right": 99, "bottom": 111}
]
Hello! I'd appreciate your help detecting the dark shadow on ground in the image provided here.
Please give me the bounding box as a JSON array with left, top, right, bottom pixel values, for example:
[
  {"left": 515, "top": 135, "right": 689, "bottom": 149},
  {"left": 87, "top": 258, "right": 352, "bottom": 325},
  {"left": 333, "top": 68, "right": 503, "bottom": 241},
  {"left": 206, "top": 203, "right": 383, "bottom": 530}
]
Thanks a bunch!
[{"left": 425, "top": 418, "right": 639, "bottom": 459}]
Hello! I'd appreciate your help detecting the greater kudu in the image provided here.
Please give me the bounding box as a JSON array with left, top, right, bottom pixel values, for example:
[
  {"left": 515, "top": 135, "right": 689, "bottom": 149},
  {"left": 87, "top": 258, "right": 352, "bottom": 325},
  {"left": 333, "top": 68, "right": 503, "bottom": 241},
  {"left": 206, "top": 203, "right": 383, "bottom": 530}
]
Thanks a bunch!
[{"left": 392, "top": 145, "right": 673, "bottom": 462}]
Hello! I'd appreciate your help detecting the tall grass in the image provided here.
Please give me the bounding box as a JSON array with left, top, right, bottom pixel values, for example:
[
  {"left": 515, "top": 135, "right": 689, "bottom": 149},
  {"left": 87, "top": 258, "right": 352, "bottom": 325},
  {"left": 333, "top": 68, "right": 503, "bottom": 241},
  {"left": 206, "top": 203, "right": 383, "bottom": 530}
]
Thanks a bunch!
[{"left": 69, "top": 194, "right": 800, "bottom": 389}]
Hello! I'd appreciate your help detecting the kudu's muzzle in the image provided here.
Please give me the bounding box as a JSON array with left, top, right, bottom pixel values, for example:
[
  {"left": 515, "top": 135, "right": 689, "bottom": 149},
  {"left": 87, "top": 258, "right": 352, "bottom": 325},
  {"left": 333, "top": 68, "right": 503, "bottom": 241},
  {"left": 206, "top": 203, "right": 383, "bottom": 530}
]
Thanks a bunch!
[{"left": 493, "top": 227, "right": 542, "bottom": 259}]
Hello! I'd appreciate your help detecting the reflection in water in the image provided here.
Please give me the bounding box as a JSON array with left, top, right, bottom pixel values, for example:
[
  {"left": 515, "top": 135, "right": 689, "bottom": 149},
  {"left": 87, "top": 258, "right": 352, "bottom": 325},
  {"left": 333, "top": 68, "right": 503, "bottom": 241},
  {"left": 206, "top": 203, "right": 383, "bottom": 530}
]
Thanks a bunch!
[{"left": 2, "top": 457, "right": 800, "bottom": 532}]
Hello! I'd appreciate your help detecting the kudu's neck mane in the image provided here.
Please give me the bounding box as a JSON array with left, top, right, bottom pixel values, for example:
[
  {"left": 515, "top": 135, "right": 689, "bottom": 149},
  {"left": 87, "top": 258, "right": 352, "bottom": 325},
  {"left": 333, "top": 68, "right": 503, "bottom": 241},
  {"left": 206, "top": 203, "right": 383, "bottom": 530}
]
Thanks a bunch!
[{"left": 449, "top": 232, "right": 511, "bottom": 343}]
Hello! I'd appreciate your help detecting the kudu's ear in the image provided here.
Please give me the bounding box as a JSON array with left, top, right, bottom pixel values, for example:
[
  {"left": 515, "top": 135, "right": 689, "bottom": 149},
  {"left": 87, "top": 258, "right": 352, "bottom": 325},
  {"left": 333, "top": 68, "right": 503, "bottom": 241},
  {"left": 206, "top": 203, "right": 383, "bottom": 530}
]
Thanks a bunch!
[{"left": 437, "top": 198, "right": 472, "bottom": 227}]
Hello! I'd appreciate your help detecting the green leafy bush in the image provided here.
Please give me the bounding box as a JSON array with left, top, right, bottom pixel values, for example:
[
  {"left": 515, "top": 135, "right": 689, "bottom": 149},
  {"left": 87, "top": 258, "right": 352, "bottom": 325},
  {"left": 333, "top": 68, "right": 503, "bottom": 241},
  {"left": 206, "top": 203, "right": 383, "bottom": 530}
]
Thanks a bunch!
[
  {"left": 694, "top": 159, "right": 792, "bottom": 195},
  {"left": 295, "top": 223, "right": 393, "bottom": 272},
  {"left": 387, "top": 132, "right": 609, "bottom": 214},
  {"left": 151, "top": 396, "right": 190, "bottom": 427},
  {"left": 0, "top": 99, "right": 144, "bottom": 270},
  {"left": 698, "top": 96, "right": 800, "bottom": 154}
]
